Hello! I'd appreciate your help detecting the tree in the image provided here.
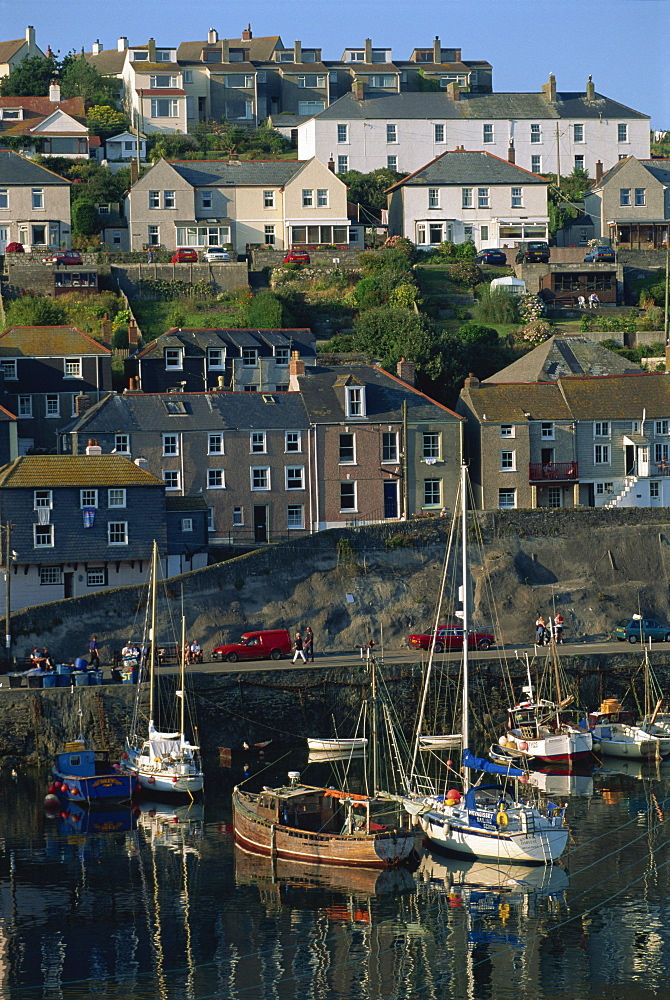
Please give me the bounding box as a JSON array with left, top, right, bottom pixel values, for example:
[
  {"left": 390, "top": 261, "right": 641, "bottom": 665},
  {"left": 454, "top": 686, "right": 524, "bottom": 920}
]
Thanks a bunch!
[
  {"left": 6, "top": 296, "right": 67, "bottom": 326},
  {"left": 72, "top": 200, "right": 99, "bottom": 237},
  {"left": 338, "top": 168, "right": 406, "bottom": 221},
  {"left": 541, "top": 168, "right": 592, "bottom": 236},
  {"left": 0, "top": 54, "right": 59, "bottom": 96},
  {"left": 352, "top": 307, "right": 442, "bottom": 374},
  {"left": 86, "top": 105, "right": 128, "bottom": 140},
  {"left": 60, "top": 53, "right": 119, "bottom": 107},
  {"left": 148, "top": 133, "right": 198, "bottom": 161}
]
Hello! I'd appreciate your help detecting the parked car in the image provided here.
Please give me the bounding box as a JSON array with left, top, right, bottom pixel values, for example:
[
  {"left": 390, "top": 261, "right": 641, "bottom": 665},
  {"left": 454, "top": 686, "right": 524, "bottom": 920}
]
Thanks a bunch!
[
  {"left": 211, "top": 629, "right": 292, "bottom": 662},
  {"left": 283, "top": 250, "right": 311, "bottom": 264},
  {"left": 583, "top": 246, "right": 615, "bottom": 263},
  {"left": 612, "top": 618, "right": 670, "bottom": 644},
  {"left": 408, "top": 625, "right": 495, "bottom": 653},
  {"left": 171, "top": 248, "right": 198, "bottom": 263},
  {"left": 203, "top": 246, "right": 231, "bottom": 263},
  {"left": 473, "top": 249, "right": 507, "bottom": 266},
  {"left": 4, "top": 242, "right": 24, "bottom": 253},
  {"left": 42, "top": 249, "right": 82, "bottom": 266},
  {"left": 515, "top": 242, "right": 550, "bottom": 264}
]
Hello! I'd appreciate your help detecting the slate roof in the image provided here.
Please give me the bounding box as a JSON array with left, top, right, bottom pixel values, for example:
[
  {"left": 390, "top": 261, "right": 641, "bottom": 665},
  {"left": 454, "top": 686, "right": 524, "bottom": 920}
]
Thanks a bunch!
[
  {"left": 595, "top": 156, "right": 670, "bottom": 191},
  {"left": 388, "top": 150, "right": 547, "bottom": 189},
  {"left": 0, "top": 38, "right": 28, "bottom": 64},
  {"left": 483, "top": 336, "right": 643, "bottom": 383},
  {"left": 461, "top": 382, "right": 573, "bottom": 422},
  {"left": 177, "top": 35, "right": 283, "bottom": 64},
  {"left": 84, "top": 49, "right": 127, "bottom": 76},
  {"left": 0, "top": 455, "right": 164, "bottom": 488},
  {"left": 166, "top": 159, "right": 311, "bottom": 187},
  {"left": 0, "top": 327, "right": 111, "bottom": 357},
  {"left": 131, "top": 327, "right": 315, "bottom": 359},
  {"left": 166, "top": 495, "right": 208, "bottom": 512},
  {"left": 0, "top": 149, "right": 71, "bottom": 186}
]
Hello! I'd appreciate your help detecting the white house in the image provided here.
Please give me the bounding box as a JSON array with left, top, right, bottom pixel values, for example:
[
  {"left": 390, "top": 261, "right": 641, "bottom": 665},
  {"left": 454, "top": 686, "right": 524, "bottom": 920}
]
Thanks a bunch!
[
  {"left": 386, "top": 149, "right": 549, "bottom": 249},
  {"left": 298, "top": 75, "right": 650, "bottom": 179},
  {"left": 103, "top": 131, "right": 147, "bottom": 162}
]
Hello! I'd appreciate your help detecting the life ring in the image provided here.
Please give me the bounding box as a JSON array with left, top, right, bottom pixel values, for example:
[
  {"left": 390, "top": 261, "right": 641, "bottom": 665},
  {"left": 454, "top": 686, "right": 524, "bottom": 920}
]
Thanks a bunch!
[
  {"left": 497, "top": 808, "right": 509, "bottom": 827},
  {"left": 519, "top": 741, "right": 528, "bottom": 751}
]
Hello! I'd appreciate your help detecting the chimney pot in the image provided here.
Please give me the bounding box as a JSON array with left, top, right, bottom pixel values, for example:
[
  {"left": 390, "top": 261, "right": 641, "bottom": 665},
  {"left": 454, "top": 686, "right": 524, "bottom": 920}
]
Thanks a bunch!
[
  {"left": 586, "top": 75, "right": 595, "bottom": 101},
  {"left": 507, "top": 140, "right": 515, "bottom": 164},
  {"left": 75, "top": 395, "right": 91, "bottom": 416},
  {"left": 595, "top": 159, "right": 603, "bottom": 183},
  {"left": 207, "top": 28, "right": 218, "bottom": 45},
  {"left": 118, "top": 36, "right": 128, "bottom": 52},
  {"left": 85, "top": 437, "right": 101, "bottom": 454},
  {"left": 396, "top": 358, "right": 416, "bottom": 386},
  {"left": 134, "top": 457, "right": 148, "bottom": 469},
  {"left": 242, "top": 23, "right": 252, "bottom": 40},
  {"left": 328, "top": 155, "right": 335, "bottom": 172},
  {"left": 464, "top": 372, "right": 480, "bottom": 389},
  {"left": 49, "top": 80, "right": 61, "bottom": 103}
]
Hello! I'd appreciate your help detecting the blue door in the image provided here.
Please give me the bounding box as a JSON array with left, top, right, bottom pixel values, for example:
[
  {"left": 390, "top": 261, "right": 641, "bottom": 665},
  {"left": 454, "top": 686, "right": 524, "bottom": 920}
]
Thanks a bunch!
[{"left": 384, "top": 481, "right": 398, "bottom": 518}]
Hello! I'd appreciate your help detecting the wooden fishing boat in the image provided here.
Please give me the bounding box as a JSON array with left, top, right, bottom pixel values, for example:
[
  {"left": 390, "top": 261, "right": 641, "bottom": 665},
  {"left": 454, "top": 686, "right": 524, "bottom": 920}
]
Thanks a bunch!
[{"left": 587, "top": 699, "right": 670, "bottom": 759}]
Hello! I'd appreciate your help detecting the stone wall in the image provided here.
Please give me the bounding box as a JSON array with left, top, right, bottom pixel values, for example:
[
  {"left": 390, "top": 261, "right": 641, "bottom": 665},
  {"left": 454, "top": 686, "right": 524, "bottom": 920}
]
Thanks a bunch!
[
  {"left": 111, "top": 263, "right": 249, "bottom": 296},
  {"left": 251, "top": 248, "right": 362, "bottom": 270}
]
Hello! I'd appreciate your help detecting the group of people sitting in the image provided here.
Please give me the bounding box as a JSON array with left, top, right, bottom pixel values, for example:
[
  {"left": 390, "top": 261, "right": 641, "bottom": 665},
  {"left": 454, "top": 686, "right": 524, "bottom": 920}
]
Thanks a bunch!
[
  {"left": 29, "top": 647, "right": 55, "bottom": 671},
  {"left": 184, "top": 639, "right": 203, "bottom": 664}
]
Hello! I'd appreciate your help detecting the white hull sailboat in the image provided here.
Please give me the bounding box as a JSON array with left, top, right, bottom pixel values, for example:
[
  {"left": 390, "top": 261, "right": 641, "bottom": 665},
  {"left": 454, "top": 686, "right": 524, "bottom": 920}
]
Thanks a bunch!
[
  {"left": 120, "top": 541, "right": 204, "bottom": 797},
  {"left": 588, "top": 698, "right": 670, "bottom": 760},
  {"left": 404, "top": 465, "right": 568, "bottom": 865}
]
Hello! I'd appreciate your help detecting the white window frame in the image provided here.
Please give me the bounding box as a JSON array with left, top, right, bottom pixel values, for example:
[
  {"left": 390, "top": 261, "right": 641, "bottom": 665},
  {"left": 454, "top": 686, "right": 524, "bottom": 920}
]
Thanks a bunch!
[
  {"left": 149, "top": 190, "right": 160, "bottom": 209},
  {"left": 617, "top": 123, "right": 628, "bottom": 143},
  {"left": 635, "top": 188, "right": 646, "bottom": 207},
  {"left": 251, "top": 467, "right": 271, "bottom": 491},
  {"left": 45, "top": 395, "right": 60, "bottom": 418},
  {"left": 285, "top": 466, "right": 305, "bottom": 490},
  {"left": 340, "top": 481, "right": 357, "bottom": 511},
  {"left": 345, "top": 386, "right": 365, "bottom": 418},
  {"left": 80, "top": 488, "right": 98, "bottom": 508},
  {"left": 434, "top": 124, "right": 445, "bottom": 144},
  {"left": 594, "top": 444, "right": 610, "bottom": 465},
  {"left": 339, "top": 432, "right": 356, "bottom": 464},
  {"left": 40, "top": 566, "right": 62, "bottom": 585},
  {"left": 64, "top": 357, "right": 82, "bottom": 378},
  {"left": 478, "top": 187, "right": 490, "bottom": 209},
  {"left": 428, "top": 188, "right": 440, "bottom": 209},
  {"left": 0, "top": 359, "right": 17, "bottom": 380},
  {"left": 500, "top": 450, "right": 516, "bottom": 471},
  {"left": 620, "top": 188, "right": 631, "bottom": 207},
  {"left": 462, "top": 187, "right": 473, "bottom": 209},
  {"left": 263, "top": 189, "right": 275, "bottom": 208},
  {"left": 200, "top": 190, "right": 213, "bottom": 210},
  {"left": 181, "top": 517, "right": 193, "bottom": 532},
  {"left": 108, "top": 488, "right": 126, "bottom": 508},
  {"left": 337, "top": 124, "right": 348, "bottom": 143},
  {"left": 650, "top": 481, "right": 660, "bottom": 499},
  {"left": 302, "top": 189, "right": 314, "bottom": 208},
  {"left": 530, "top": 123, "right": 541, "bottom": 143},
  {"left": 208, "top": 433, "right": 224, "bottom": 455},
  {"left": 573, "top": 124, "right": 584, "bottom": 143},
  {"left": 33, "top": 489, "right": 52, "bottom": 510},
  {"left": 264, "top": 224, "right": 276, "bottom": 245},
  {"left": 540, "top": 422, "right": 554, "bottom": 440},
  {"left": 207, "top": 469, "right": 226, "bottom": 489},
  {"left": 423, "top": 478, "right": 442, "bottom": 507},
  {"left": 531, "top": 155, "right": 542, "bottom": 174},
  {"left": 656, "top": 420, "right": 669, "bottom": 436},
  {"left": 163, "top": 190, "right": 175, "bottom": 209},
  {"left": 34, "top": 524, "right": 54, "bottom": 547},
  {"left": 162, "top": 470, "right": 181, "bottom": 490},
  {"left": 232, "top": 506, "right": 243, "bottom": 526},
  {"left": 594, "top": 421, "right": 610, "bottom": 438},
  {"left": 18, "top": 395, "right": 32, "bottom": 417},
  {"left": 500, "top": 425, "right": 514, "bottom": 438},
  {"left": 31, "top": 188, "right": 44, "bottom": 209},
  {"left": 162, "top": 433, "right": 179, "bottom": 456},
  {"left": 337, "top": 155, "right": 348, "bottom": 173},
  {"left": 250, "top": 430, "right": 267, "bottom": 454},
  {"left": 287, "top": 504, "right": 304, "bottom": 529},
  {"left": 114, "top": 434, "right": 130, "bottom": 455},
  {"left": 242, "top": 348, "right": 258, "bottom": 367},
  {"left": 386, "top": 123, "right": 397, "bottom": 144},
  {"left": 207, "top": 347, "right": 225, "bottom": 369},
  {"left": 285, "top": 430, "right": 301, "bottom": 453},
  {"left": 382, "top": 431, "right": 398, "bottom": 463},
  {"left": 108, "top": 521, "right": 128, "bottom": 545},
  {"left": 0, "top": 189, "right": 8, "bottom": 209},
  {"left": 422, "top": 432, "right": 441, "bottom": 460},
  {"left": 317, "top": 188, "right": 329, "bottom": 207},
  {"left": 499, "top": 488, "right": 516, "bottom": 509},
  {"left": 275, "top": 346, "right": 290, "bottom": 367},
  {"left": 150, "top": 98, "right": 178, "bottom": 117},
  {"left": 511, "top": 187, "right": 523, "bottom": 208},
  {"left": 164, "top": 348, "right": 183, "bottom": 370},
  {"left": 483, "top": 124, "right": 493, "bottom": 143}
]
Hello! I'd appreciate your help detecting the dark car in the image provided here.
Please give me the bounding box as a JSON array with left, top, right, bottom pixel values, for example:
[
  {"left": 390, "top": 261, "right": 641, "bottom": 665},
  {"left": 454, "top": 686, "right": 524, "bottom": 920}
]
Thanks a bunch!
[
  {"left": 42, "top": 249, "right": 82, "bottom": 265},
  {"left": 171, "top": 247, "right": 198, "bottom": 263},
  {"left": 473, "top": 249, "right": 507, "bottom": 266},
  {"left": 612, "top": 618, "right": 670, "bottom": 644},
  {"left": 408, "top": 624, "right": 495, "bottom": 653},
  {"left": 283, "top": 250, "right": 311, "bottom": 264},
  {"left": 583, "top": 246, "right": 615, "bottom": 263},
  {"left": 515, "top": 242, "right": 550, "bottom": 264}
]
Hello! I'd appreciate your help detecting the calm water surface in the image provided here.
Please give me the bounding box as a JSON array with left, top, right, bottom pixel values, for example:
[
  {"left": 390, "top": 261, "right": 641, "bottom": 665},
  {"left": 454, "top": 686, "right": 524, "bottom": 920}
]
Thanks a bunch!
[{"left": 2, "top": 751, "right": 670, "bottom": 1000}]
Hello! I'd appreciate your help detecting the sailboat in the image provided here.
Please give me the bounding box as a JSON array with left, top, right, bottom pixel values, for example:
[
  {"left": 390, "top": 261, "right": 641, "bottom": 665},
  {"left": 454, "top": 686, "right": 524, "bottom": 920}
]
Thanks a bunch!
[
  {"left": 403, "top": 464, "right": 568, "bottom": 864},
  {"left": 119, "top": 540, "right": 204, "bottom": 797}
]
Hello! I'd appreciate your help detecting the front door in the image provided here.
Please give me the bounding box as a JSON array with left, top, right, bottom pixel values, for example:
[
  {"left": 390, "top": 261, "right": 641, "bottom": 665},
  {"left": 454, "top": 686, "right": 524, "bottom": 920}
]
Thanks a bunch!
[
  {"left": 625, "top": 444, "right": 635, "bottom": 475},
  {"left": 253, "top": 505, "right": 267, "bottom": 543},
  {"left": 384, "top": 481, "right": 398, "bottom": 518},
  {"left": 63, "top": 572, "right": 74, "bottom": 599},
  {"left": 0, "top": 228, "right": 7, "bottom": 252}
]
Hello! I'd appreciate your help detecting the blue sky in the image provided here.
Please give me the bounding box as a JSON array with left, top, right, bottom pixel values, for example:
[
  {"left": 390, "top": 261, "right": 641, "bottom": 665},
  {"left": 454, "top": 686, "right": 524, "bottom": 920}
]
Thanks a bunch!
[{"left": 1, "top": 0, "right": 667, "bottom": 128}]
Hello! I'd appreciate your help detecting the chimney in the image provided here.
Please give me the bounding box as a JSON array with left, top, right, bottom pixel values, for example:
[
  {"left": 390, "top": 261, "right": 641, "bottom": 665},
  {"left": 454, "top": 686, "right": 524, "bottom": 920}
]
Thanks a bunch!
[
  {"left": 294, "top": 40, "right": 302, "bottom": 63},
  {"left": 586, "top": 75, "right": 595, "bottom": 101},
  {"left": 130, "top": 159, "right": 139, "bottom": 185},
  {"left": 26, "top": 26, "right": 35, "bottom": 49},
  {"left": 221, "top": 38, "right": 229, "bottom": 62},
  {"left": 147, "top": 38, "right": 156, "bottom": 62},
  {"left": 595, "top": 159, "right": 603, "bottom": 183},
  {"left": 364, "top": 38, "right": 372, "bottom": 63},
  {"left": 128, "top": 320, "right": 139, "bottom": 345},
  {"left": 92, "top": 40, "right": 102, "bottom": 56},
  {"left": 396, "top": 358, "right": 416, "bottom": 386},
  {"left": 118, "top": 36, "right": 128, "bottom": 52},
  {"left": 241, "top": 23, "right": 252, "bottom": 41},
  {"left": 207, "top": 28, "right": 218, "bottom": 44},
  {"left": 328, "top": 155, "right": 335, "bottom": 172},
  {"left": 353, "top": 78, "right": 364, "bottom": 101},
  {"left": 217, "top": 375, "right": 225, "bottom": 390},
  {"left": 85, "top": 438, "right": 102, "bottom": 455},
  {"left": 126, "top": 376, "right": 139, "bottom": 391},
  {"left": 433, "top": 35, "right": 441, "bottom": 63},
  {"left": 463, "top": 372, "right": 480, "bottom": 389},
  {"left": 134, "top": 457, "right": 148, "bottom": 470},
  {"left": 101, "top": 316, "right": 112, "bottom": 343},
  {"left": 49, "top": 80, "right": 61, "bottom": 103},
  {"left": 75, "top": 394, "right": 91, "bottom": 416},
  {"left": 542, "top": 73, "right": 557, "bottom": 104},
  {"left": 507, "top": 139, "right": 515, "bottom": 164},
  {"left": 446, "top": 80, "right": 459, "bottom": 102},
  {"left": 289, "top": 350, "right": 305, "bottom": 391}
]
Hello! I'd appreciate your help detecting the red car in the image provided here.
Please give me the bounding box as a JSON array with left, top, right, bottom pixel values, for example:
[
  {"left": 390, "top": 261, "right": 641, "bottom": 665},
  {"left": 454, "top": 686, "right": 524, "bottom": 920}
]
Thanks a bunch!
[
  {"left": 408, "top": 625, "right": 494, "bottom": 653},
  {"left": 171, "top": 247, "right": 198, "bottom": 263},
  {"left": 283, "top": 250, "right": 310, "bottom": 264},
  {"left": 42, "top": 250, "right": 83, "bottom": 265}
]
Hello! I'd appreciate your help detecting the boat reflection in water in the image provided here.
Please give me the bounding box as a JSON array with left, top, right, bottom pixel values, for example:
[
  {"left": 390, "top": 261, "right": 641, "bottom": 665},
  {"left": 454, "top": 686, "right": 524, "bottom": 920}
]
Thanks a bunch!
[
  {"left": 46, "top": 799, "right": 139, "bottom": 838},
  {"left": 136, "top": 799, "right": 204, "bottom": 851}
]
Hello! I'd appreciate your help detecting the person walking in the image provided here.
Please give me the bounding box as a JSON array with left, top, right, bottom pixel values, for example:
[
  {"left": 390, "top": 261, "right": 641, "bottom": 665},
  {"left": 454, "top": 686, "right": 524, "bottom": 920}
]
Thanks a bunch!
[
  {"left": 292, "top": 632, "right": 306, "bottom": 663},
  {"left": 304, "top": 627, "right": 314, "bottom": 662},
  {"left": 88, "top": 635, "right": 100, "bottom": 668}
]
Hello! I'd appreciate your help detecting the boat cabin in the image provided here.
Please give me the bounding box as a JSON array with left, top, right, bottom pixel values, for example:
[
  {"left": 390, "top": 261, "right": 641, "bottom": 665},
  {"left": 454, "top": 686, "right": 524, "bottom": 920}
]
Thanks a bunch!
[
  {"left": 257, "top": 785, "right": 373, "bottom": 835},
  {"left": 55, "top": 741, "right": 109, "bottom": 777}
]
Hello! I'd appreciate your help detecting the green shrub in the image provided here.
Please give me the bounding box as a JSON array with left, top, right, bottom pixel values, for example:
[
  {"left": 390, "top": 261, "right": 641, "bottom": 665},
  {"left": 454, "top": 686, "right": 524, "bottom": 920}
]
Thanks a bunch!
[
  {"left": 448, "top": 261, "right": 482, "bottom": 287},
  {"left": 454, "top": 239, "right": 477, "bottom": 261},
  {"left": 473, "top": 286, "right": 519, "bottom": 324},
  {"left": 6, "top": 295, "right": 67, "bottom": 326},
  {"left": 389, "top": 282, "right": 418, "bottom": 308},
  {"left": 247, "top": 290, "right": 283, "bottom": 327}
]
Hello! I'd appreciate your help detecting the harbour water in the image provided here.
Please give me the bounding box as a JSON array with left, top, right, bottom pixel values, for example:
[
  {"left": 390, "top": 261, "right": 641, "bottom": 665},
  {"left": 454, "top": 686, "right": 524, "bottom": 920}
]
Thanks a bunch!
[{"left": 2, "top": 751, "right": 670, "bottom": 1000}]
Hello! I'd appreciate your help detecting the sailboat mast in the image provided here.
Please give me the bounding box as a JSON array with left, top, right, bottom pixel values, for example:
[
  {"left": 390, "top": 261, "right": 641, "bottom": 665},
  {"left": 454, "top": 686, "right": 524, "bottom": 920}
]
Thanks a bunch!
[
  {"left": 550, "top": 639, "right": 563, "bottom": 725},
  {"left": 180, "top": 614, "right": 187, "bottom": 737},
  {"left": 149, "top": 539, "right": 158, "bottom": 722},
  {"left": 371, "top": 653, "right": 378, "bottom": 794},
  {"left": 461, "top": 463, "right": 470, "bottom": 790}
]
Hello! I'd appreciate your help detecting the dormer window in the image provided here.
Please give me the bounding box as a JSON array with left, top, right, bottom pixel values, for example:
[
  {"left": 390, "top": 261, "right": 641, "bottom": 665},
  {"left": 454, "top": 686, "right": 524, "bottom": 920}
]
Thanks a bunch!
[
  {"left": 207, "top": 347, "right": 225, "bottom": 369},
  {"left": 0, "top": 109, "right": 21, "bottom": 120},
  {"left": 164, "top": 347, "right": 183, "bottom": 370},
  {"left": 346, "top": 385, "right": 366, "bottom": 418}
]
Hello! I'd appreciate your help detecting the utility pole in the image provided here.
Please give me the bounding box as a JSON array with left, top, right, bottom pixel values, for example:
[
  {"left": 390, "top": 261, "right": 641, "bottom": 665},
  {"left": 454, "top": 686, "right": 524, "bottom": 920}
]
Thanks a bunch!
[
  {"left": 664, "top": 234, "right": 669, "bottom": 351},
  {"left": 555, "top": 123, "right": 561, "bottom": 189}
]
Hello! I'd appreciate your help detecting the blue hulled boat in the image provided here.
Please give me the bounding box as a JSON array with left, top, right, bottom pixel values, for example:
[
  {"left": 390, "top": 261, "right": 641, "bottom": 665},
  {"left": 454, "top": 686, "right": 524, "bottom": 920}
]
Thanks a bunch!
[{"left": 47, "top": 740, "right": 137, "bottom": 804}]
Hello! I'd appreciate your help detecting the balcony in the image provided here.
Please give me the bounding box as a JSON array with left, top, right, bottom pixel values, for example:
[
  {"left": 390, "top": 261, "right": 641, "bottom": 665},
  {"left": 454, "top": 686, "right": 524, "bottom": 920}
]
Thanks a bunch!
[{"left": 529, "top": 462, "right": 578, "bottom": 482}]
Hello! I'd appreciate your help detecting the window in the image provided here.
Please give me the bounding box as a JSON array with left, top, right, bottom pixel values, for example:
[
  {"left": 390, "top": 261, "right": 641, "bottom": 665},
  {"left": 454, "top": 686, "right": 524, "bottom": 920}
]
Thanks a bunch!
[
  {"left": 208, "top": 433, "right": 224, "bottom": 454},
  {"left": 499, "top": 425, "right": 514, "bottom": 439},
  {"left": 64, "top": 358, "right": 81, "bottom": 378},
  {"left": 285, "top": 431, "right": 301, "bottom": 452},
  {"left": 263, "top": 190, "right": 275, "bottom": 208},
  {"left": 302, "top": 189, "right": 314, "bottom": 207},
  {"left": 162, "top": 470, "right": 180, "bottom": 490},
  {"left": 243, "top": 348, "right": 258, "bottom": 367},
  {"left": 369, "top": 75, "right": 395, "bottom": 88},
  {"left": 340, "top": 481, "right": 357, "bottom": 510},
  {"left": 530, "top": 123, "right": 541, "bottom": 143},
  {"left": 297, "top": 74, "right": 325, "bottom": 88},
  {"left": 346, "top": 386, "right": 365, "bottom": 417},
  {"left": 511, "top": 187, "right": 523, "bottom": 208},
  {"left": 148, "top": 225, "right": 160, "bottom": 245},
  {"left": 264, "top": 224, "right": 276, "bottom": 245},
  {"left": 207, "top": 469, "right": 225, "bottom": 489},
  {"left": 386, "top": 124, "right": 397, "bottom": 143},
  {"left": 0, "top": 359, "right": 17, "bottom": 380},
  {"left": 434, "top": 124, "right": 445, "bottom": 143},
  {"left": 31, "top": 188, "right": 43, "bottom": 209},
  {"left": 478, "top": 187, "right": 490, "bottom": 208},
  {"left": 337, "top": 155, "right": 348, "bottom": 173},
  {"left": 80, "top": 489, "right": 98, "bottom": 508},
  {"left": 650, "top": 482, "right": 660, "bottom": 499},
  {"left": 298, "top": 101, "right": 325, "bottom": 115},
  {"left": 620, "top": 188, "right": 631, "bottom": 207},
  {"left": 547, "top": 487, "right": 562, "bottom": 508},
  {"left": 635, "top": 188, "right": 646, "bottom": 206},
  {"left": 655, "top": 443, "right": 669, "bottom": 464},
  {"left": 483, "top": 124, "right": 493, "bottom": 143},
  {"left": 226, "top": 73, "right": 253, "bottom": 88},
  {"left": 108, "top": 521, "right": 128, "bottom": 545},
  {"left": 149, "top": 190, "right": 160, "bottom": 209},
  {"left": 108, "top": 488, "right": 126, "bottom": 508},
  {"left": 286, "top": 466, "right": 305, "bottom": 489},
  {"left": 337, "top": 124, "right": 348, "bottom": 143},
  {"left": 232, "top": 506, "right": 243, "bottom": 526},
  {"left": 18, "top": 395, "right": 32, "bottom": 417},
  {"left": 387, "top": 155, "right": 397, "bottom": 170},
  {"left": 618, "top": 123, "right": 628, "bottom": 143},
  {"left": 150, "top": 99, "right": 178, "bottom": 117},
  {"left": 423, "top": 479, "right": 442, "bottom": 506},
  {"left": 317, "top": 188, "right": 329, "bottom": 207},
  {"left": 594, "top": 444, "right": 610, "bottom": 464},
  {"left": 541, "top": 422, "right": 554, "bottom": 439},
  {"left": 164, "top": 190, "right": 175, "bottom": 209},
  {"left": 462, "top": 187, "right": 473, "bottom": 209},
  {"left": 480, "top": 225, "right": 489, "bottom": 241},
  {"left": 594, "top": 421, "right": 610, "bottom": 437},
  {"left": 208, "top": 507, "right": 215, "bottom": 531},
  {"left": 382, "top": 432, "right": 398, "bottom": 463},
  {"left": 499, "top": 488, "right": 516, "bottom": 509},
  {"left": 422, "top": 432, "right": 440, "bottom": 460},
  {"left": 200, "top": 190, "right": 213, "bottom": 210},
  {"left": 155, "top": 50, "right": 172, "bottom": 62},
  {"left": 250, "top": 431, "right": 266, "bottom": 453},
  {"left": 114, "top": 434, "right": 130, "bottom": 455},
  {"left": 657, "top": 421, "right": 670, "bottom": 436},
  {"left": 275, "top": 347, "right": 290, "bottom": 366},
  {"left": 531, "top": 155, "right": 542, "bottom": 173},
  {"left": 46, "top": 395, "right": 59, "bottom": 418},
  {"left": 207, "top": 347, "right": 225, "bottom": 370},
  {"left": 184, "top": 70, "right": 193, "bottom": 83},
  {"left": 500, "top": 450, "right": 515, "bottom": 471},
  {"left": 595, "top": 482, "right": 614, "bottom": 495},
  {"left": 34, "top": 524, "right": 54, "bottom": 547},
  {"left": 574, "top": 154, "right": 585, "bottom": 171},
  {"left": 40, "top": 566, "right": 62, "bottom": 585},
  {"left": 339, "top": 433, "right": 355, "bottom": 463},
  {"left": 428, "top": 188, "right": 440, "bottom": 209},
  {"left": 34, "top": 489, "right": 52, "bottom": 510},
  {"left": 251, "top": 467, "right": 270, "bottom": 490},
  {"left": 573, "top": 124, "right": 584, "bottom": 143},
  {"left": 162, "top": 433, "right": 179, "bottom": 456},
  {"left": 164, "top": 348, "right": 182, "bottom": 369},
  {"left": 0, "top": 190, "right": 7, "bottom": 209},
  {"left": 287, "top": 504, "right": 304, "bottom": 529}
]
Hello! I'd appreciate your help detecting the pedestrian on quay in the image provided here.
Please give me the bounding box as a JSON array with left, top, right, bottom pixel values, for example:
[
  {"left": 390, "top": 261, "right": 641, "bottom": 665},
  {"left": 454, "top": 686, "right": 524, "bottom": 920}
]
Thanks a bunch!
[
  {"left": 88, "top": 635, "right": 100, "bottom": 668},
  {"left": 535, "top": 616, "right": 547, "bottom": 646},
  {"left": 554, "top": 612, "right": 564, "bottom": 644},
  {"left": 292, "top": 632, "right": 306, "bottom": 663},
  {"left": 304, "top": 626, "right": 314, "bottom": 662}
]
